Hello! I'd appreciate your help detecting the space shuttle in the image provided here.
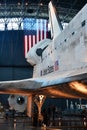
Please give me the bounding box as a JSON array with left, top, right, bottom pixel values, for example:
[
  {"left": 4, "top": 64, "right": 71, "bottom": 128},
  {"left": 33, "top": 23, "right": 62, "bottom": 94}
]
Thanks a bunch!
[
  {"left": 26, "top": 1, "right": 87, "bottom": 99},
  {"left": 0, "top": 1, "right": 87, "bottom": 115}
]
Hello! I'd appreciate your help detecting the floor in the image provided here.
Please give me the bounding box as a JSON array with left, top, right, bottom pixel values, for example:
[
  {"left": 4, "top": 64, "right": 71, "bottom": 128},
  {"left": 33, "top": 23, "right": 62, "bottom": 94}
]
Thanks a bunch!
[{"left": 0, "top": 117, "right": 87, "bottom": 130}]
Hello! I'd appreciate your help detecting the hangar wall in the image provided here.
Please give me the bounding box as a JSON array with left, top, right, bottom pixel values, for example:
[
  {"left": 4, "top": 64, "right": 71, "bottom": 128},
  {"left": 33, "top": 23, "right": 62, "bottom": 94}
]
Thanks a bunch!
[{"left": 0, "top": 30, "right": 33, "bottom": 81}]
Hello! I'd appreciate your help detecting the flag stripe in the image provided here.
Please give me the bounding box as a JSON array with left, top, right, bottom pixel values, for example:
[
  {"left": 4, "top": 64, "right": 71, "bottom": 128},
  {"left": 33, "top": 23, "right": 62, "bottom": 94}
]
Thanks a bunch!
[
  {"left": 42, "top": 30, "right": 44, "bottom": 39},
  {"left": 24, "top": 35, "right": 28, "bottom": 57},
  {"left": 29, "top": 35, "right": 31, "bottom": 50},
  {"left": 33, "top": 35, "right": 36, "bottom": 46},
  {"left": 31, "top": 35, "right": 33, "bottom": 47}
]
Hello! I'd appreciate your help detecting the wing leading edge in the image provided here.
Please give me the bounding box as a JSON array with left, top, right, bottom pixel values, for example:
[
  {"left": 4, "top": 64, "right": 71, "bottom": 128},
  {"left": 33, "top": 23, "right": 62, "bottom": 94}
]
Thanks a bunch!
[{"left": 0, "top": 68, "right": 87, "bottom": 99}]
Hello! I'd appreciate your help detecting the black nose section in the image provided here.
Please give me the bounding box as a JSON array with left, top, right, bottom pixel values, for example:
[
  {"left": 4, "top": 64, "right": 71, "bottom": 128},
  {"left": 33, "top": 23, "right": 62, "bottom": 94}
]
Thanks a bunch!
[
  {"left": 36, "top": 48, "right": 43, "bottom": 56},
  {"left": 36, "top": 45, "right": 48, "bottom": 57}
]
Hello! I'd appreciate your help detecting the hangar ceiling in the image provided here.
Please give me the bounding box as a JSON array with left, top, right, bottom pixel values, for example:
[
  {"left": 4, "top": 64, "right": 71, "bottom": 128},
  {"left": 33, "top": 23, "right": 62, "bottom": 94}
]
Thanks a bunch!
[{"left": 0, "top": 0, "right": 86, "bottom": 23}]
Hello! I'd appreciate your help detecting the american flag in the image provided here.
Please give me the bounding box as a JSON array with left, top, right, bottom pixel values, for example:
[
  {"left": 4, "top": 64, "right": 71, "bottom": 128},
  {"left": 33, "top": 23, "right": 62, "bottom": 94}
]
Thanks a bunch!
[
  {"left": 24, "top": 30, "right": 37, "bottom": 57},
  {"left": 23, "top": 18, "right": 48, "bottom": 57},
  {"left": 54, "top": 60, "right": 59, "bottom": 71}
]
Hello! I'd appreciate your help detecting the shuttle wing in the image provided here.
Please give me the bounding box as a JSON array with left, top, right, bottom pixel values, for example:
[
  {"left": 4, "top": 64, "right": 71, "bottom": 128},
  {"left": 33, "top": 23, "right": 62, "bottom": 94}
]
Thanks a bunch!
[{"left": 0, "top": 67, "right": 87, "bottom": 99}]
